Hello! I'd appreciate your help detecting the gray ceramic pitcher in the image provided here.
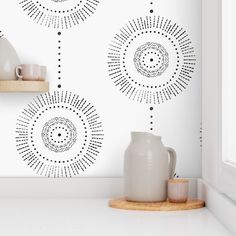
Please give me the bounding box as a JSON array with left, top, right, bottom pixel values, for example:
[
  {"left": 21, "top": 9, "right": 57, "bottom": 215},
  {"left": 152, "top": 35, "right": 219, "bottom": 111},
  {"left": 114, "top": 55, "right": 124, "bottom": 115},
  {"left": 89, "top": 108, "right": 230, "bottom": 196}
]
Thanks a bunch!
[{"left": 124, "top": 132, "right": 176, "bottom": 202}]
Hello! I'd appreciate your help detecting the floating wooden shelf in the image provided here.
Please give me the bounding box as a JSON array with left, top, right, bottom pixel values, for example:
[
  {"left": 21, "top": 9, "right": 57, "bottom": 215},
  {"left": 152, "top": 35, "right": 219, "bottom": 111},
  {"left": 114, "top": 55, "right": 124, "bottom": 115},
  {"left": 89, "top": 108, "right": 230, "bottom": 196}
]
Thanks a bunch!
[
  {"left": 0, "top": 80, "right": 49, "bottom": 93},
  {"left": 109, "top": 198, "right": 205, "bottom": 211}
]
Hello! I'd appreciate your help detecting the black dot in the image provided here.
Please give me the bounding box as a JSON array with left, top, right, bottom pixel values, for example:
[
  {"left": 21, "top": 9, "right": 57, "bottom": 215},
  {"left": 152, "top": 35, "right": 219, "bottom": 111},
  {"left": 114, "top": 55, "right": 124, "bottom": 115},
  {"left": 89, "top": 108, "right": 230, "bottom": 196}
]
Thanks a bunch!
[
  {"left": 58, "top": 133, "right": 61, "bottom": 137},
  {"left": 58, "top": 32, "right": 61, "bottom": 36},
  {"left": 150, "top": 9, "right": 154, "bottom": 13},
  {"left": 150, "top": 107, "right": 154, "bottom": 111},
  {"left": 150, "top": 58, "right": 154, "bottom": 62},
  {"left": 58, "top": 84, "right": 61, "bottom": 88}
]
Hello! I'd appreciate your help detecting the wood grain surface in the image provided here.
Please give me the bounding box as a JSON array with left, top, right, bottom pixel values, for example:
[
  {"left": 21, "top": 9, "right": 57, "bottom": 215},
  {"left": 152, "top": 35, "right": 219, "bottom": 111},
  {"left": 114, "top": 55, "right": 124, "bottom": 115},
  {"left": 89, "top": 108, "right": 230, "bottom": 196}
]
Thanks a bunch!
[
  {"left": 0, "top": 80, "right": 49, "bottom": 92},
  {"left": 109, "top": 198, "right": 205, "bottom": 211}
]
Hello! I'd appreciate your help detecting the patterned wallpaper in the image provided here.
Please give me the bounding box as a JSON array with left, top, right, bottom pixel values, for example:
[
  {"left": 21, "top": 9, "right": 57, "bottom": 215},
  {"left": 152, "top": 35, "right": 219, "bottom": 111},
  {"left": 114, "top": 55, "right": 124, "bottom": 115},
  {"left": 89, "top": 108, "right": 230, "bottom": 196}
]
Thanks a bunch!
[{"left": 0, "top": 0, "right": 201, "bottom": 177}]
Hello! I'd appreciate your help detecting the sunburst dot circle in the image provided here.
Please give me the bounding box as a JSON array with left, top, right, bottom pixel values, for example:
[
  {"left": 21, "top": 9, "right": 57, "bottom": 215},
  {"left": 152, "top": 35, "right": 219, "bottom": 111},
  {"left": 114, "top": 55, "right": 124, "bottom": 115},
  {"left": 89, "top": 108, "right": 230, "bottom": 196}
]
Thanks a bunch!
[{"left": 15, "top": 90, "right": 104, "bottom": 177}]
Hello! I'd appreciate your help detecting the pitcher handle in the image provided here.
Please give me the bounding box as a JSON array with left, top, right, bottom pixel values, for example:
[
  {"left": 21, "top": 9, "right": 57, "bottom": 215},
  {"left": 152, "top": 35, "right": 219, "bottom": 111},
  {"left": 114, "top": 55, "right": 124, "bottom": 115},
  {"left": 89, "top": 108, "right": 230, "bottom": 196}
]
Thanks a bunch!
[{"left": 167, "top": 147, "right": 176, "bottom": 179}]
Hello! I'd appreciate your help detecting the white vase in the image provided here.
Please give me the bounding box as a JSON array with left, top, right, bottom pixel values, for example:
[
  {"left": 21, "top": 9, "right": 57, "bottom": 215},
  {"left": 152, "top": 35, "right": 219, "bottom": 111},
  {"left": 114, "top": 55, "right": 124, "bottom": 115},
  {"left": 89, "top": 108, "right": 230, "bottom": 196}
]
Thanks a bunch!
[
  {"left": 0, "top": 38, "right": 20, "bottom": 80},
  {"left": 124, "top": 132, "right": 177, "bottom": 202}
]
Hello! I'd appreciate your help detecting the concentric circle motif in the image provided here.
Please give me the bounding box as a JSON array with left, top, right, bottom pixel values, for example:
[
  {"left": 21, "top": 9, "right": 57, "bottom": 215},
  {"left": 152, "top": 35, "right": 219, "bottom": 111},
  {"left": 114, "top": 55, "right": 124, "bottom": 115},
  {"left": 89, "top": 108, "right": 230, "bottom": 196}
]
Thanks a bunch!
[
  {"left": 15, "top": 91, "right": 104, "bottom": 177},
  {"left": 108, "top": 16, "right": 196, "bottom": 104},
  {"left": 19, "top": 0, "right": 100, "bottom": 29},
  {"left": 134, "top": 42, "right": 169, "bottom": 77},
  {"left": 41, "top": 117, "right": 77, "bottom": 152}
]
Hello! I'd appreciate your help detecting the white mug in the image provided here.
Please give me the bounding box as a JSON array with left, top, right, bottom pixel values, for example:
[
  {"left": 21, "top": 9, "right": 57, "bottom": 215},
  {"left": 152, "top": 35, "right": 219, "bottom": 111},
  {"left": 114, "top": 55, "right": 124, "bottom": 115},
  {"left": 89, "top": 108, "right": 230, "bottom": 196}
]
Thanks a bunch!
[{"left": 15, "top": 64, "right": 46, "bottom": 81}]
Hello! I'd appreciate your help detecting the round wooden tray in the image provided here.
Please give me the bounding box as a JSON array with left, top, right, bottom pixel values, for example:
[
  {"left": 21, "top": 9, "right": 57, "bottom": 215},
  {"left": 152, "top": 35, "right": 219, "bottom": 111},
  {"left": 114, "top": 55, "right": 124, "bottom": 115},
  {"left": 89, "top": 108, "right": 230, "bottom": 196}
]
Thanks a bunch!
[{"left": 109, "top": 198, "right": 205, "bottom": 211}]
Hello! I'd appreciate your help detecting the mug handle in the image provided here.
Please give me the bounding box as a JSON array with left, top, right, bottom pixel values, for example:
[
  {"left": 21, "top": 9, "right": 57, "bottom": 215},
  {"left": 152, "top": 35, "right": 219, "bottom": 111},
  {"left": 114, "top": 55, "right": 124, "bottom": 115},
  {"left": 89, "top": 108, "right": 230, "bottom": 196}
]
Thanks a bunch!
[
  {"left": 167, "top": 147, "right": 177, "bottom": 179},
  {"left": 15, "top": 66, "right": 23, "bottom": 80}
]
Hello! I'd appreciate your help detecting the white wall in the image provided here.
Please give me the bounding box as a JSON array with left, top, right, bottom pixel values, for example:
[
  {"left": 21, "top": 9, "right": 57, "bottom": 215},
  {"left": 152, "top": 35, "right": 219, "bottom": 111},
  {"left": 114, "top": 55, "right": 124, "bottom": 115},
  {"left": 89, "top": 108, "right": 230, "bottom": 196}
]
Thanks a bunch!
[{"left": 202, "top": 0, "right": 220, "bottom": 188}]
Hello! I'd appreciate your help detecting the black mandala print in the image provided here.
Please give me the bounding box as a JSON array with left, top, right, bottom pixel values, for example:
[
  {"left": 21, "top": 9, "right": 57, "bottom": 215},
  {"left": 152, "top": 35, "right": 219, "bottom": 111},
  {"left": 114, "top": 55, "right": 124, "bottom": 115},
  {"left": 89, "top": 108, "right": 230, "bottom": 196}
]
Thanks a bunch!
[
  {"left": 41, "top": 117, "right": 77, "bottom": 152},
  {"left": 19, "top": 0, "right": 100, "bottom": 29},
  {"left": 108, "top": 16, "right": 196, "bottom": 105},
  {"left": 134, "top": 42, "right": 169, "bottom": 77},
  {"left": 15, "top": 91, "right": 104, "bottom": 177}
]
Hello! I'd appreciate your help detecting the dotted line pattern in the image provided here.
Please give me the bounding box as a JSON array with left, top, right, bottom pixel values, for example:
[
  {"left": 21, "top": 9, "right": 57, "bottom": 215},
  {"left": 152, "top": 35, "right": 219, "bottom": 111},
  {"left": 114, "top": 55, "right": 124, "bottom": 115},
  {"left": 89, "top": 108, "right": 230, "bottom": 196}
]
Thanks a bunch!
[
  {"left": 57, "top": 31, "right": 62, "bottom": 89},
  {"left": 150, "top": 1, "right": 154, "bottom": 14},
  {"left": 35, "top": 0, "right": 83, "bottom": 13},
  {"left": 149, "top": 106, "right": 154, "bottom": 131},
  {"left": 19, "top": 0, "right": 100, "bottom": 29}
]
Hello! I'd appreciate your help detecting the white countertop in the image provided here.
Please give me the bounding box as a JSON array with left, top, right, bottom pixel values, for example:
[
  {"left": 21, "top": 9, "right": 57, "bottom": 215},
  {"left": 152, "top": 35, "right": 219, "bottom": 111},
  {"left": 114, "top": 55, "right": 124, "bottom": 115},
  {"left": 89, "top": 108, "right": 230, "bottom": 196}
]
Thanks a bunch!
[{"left": 0, "top": 198, "right": 232, "bottom": 236}]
